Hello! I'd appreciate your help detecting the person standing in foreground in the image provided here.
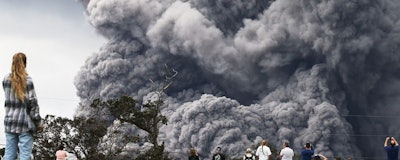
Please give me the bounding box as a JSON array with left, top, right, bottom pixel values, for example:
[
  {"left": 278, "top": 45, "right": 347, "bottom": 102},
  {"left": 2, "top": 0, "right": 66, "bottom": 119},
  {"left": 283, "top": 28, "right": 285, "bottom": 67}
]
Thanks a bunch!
[
  {"left": 384, "top": 136, "right": 399, "bottom": 160},
  {"left": 212, "top": 147, "right": 225, "bottom": 160},
  {"left": 301, "top": 142, "right": 314, "bottom": 160},
  {"left": 2, "top": 53, "right": 40, "bottom": 160},
  {"left": 279, "top": 141, "right": 294, "bottom": 160},
  {"left": 255, "top": 140, "right": 272, "bottom": 160}
]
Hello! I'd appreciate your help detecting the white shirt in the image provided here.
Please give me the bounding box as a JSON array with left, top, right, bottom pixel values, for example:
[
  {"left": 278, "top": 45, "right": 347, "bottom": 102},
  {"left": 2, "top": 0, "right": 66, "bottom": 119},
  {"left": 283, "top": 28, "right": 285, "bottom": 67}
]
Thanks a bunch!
[
  {"left": 280, "top": 147, "right": 294, "bottom": 160},
  {"left": 255, "top": 145, "right": 271, "bottom": 160}
]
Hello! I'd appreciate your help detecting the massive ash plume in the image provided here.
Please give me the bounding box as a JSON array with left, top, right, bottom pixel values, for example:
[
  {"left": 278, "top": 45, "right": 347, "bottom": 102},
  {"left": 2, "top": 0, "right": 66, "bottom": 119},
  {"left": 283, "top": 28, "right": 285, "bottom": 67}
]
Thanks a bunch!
[{"left": 74, "top": 0, "right": 400, "bottom": 159}]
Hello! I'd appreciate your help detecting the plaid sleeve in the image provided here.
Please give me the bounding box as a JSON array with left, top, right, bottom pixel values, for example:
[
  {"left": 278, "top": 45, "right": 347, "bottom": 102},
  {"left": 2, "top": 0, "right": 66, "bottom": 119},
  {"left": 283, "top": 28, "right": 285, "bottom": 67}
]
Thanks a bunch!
[{"left": 26, "top": 76, "right": 38, "bottom": 108}]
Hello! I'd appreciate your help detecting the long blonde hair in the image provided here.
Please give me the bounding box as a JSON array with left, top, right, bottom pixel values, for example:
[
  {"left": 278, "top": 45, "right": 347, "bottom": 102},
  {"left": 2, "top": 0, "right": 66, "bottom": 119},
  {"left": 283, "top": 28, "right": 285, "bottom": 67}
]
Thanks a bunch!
[
  {"left": 261, "top": 140, "right": 268, "bottom": 155},
  {"left": 11, "top": 52, "right": 28, "bottom": 102}
]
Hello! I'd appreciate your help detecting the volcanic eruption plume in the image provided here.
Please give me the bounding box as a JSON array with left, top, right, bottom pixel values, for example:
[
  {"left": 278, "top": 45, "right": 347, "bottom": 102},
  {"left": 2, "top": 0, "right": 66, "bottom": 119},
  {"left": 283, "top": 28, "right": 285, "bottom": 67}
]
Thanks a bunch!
[{"left": 74, "top": 0, "right": 400, "bottom": 159}]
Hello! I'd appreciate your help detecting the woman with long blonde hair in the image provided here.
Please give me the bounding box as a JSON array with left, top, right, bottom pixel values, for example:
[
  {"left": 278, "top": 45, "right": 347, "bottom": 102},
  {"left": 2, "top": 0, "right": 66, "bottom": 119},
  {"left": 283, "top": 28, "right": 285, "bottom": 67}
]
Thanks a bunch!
[
  {"left": 2, "top": 53, "right": 40, "bottom": 160},
  {"left": 255, "top": 140, "right": 272, "bottom": 160}
]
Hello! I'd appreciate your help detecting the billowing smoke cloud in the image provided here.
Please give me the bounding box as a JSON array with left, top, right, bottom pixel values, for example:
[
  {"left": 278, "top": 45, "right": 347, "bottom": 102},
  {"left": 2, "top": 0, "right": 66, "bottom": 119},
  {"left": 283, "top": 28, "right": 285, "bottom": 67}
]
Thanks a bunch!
[{"left": 75, "top": 0, "right": 400, "bottom": 159}]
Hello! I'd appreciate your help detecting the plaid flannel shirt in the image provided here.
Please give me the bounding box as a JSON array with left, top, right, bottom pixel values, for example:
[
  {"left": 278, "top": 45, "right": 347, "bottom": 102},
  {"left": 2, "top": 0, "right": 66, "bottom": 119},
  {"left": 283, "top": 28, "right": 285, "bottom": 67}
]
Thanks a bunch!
[{"left": 2, "top": 73, "right": 39, "bottom": 133}]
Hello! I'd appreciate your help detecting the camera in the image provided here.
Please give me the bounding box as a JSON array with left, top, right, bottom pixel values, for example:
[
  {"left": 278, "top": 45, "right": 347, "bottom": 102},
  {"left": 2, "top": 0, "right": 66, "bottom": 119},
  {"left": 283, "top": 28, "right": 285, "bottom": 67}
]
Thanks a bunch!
[{"left": 314, "top": 155, "right": 321, "bottom": 159}]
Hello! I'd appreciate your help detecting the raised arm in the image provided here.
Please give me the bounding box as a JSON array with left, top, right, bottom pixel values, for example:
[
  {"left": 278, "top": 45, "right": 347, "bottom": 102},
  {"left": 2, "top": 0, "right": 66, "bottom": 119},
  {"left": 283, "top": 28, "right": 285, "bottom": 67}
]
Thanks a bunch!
[
  {"left": 319, "top": 154, "right": 328, "bottom": 160},
  {"left": 385, "top": 137, "right": 390, "bottom": 147},
  {"left": 392, "top": 137, "right": 399, "bottom": 146}
]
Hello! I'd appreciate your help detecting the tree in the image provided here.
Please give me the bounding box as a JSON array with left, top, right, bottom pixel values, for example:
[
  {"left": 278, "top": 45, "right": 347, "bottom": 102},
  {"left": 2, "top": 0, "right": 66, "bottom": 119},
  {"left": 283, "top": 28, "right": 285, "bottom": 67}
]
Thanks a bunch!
[
  {"left": 100, "top": 64, "right": 177, "bottom": 159},
  {"left": 104, "top": 95, "right": 170, "bottom": 160},
  {"left": 33, "top": 115, "right": 74, "bottom": 160},
  {"left": 74, "top": 100, "right": 141, "bottom": 159},
  {"left": 33, "top": 111, "right": 138, "bottom": 159},
  {"left": 34, "top": 64, "right": 177, "bottom": 159}
]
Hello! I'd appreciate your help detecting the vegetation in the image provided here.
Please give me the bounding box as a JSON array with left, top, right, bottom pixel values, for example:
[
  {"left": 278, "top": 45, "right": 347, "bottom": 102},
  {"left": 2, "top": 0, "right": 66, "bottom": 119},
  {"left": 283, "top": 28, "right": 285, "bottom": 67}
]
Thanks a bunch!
[
  {"left": 27, "top": 94, "right": 169, "bottom": 160},
  {"left": 32, "top": 115, "right": 74, "bottom": 160},
  {"left": 29, "top": 65, "right": 178, "bottom": 159}
]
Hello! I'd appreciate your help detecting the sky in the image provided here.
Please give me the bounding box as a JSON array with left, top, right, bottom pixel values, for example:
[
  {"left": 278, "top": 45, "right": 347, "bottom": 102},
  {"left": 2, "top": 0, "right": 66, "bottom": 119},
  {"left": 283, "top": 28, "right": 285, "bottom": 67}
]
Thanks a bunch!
[{"left": 0, "top": 0, "right": 106, "bottom": 144}]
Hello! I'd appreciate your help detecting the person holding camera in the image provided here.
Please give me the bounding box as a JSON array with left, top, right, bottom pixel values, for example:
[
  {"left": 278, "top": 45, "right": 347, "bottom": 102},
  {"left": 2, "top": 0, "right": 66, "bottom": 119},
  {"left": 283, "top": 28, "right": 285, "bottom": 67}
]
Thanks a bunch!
[
  {"left": 313, "top": 154, "right": 327, "bottom": 160},
  {"left": 301, "top": 142, "right": 314, "bottom": 160},
  {"left": 384, "top": 136, "right": 399, "bottom": 160}
]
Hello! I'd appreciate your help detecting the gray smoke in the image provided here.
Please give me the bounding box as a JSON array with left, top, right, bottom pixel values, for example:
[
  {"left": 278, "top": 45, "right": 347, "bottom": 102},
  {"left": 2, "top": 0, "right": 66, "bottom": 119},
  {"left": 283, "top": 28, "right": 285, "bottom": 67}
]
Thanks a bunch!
[{"left": 74, "top": 0, "right": 400, "bottom": 159}]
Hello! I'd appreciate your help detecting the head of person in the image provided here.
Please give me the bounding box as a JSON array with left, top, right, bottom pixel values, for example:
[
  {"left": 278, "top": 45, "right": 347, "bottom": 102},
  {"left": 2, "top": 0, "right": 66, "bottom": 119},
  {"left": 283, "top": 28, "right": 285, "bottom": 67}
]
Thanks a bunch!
[
  {"left": 216, "top": 147, "right": 222, "bottom": 153},
  {"left": 189, "top": 148, "right": 197, "bottom": 156},
  {"left": 246, "top": 148, "right": 252, "bottom": 154},
  {"left": 11, "top": 52, "right": 28, "bottom": 102},
  {"left": 305, "top": 142, "right": 311, "bottom": 148},
  {"left": 283, "top": 141, "right": 290, "bottom": 147},
  {"left": 389, "top": 137, "right": 396, "bottom": 147},
  {"left": 262, "top": 140, "right": 268, "bottom": 146}
]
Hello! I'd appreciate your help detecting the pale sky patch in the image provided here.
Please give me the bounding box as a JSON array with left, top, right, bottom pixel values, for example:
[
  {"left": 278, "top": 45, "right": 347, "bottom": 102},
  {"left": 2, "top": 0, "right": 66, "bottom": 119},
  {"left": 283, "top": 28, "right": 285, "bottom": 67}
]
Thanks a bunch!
[{"left": 0, "top": 0, "right": 106, "bottom": 145}]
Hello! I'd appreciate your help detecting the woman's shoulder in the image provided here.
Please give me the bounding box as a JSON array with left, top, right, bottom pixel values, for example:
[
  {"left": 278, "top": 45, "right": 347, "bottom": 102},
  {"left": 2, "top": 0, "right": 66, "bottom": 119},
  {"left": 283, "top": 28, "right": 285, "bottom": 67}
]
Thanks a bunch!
[
  {"left": 26, "top": 75, "right": 35, "bottom": 85},
  {"left": 26, "top": 75, "right": 33, "bottom": 81}
]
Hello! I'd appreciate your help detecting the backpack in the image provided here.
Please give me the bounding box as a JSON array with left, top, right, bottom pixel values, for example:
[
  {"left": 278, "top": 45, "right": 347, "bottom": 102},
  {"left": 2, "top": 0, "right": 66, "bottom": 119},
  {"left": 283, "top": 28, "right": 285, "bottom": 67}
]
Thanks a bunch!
[{"left": 244, "top": 154, "right": 254, "bottom": 160}]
